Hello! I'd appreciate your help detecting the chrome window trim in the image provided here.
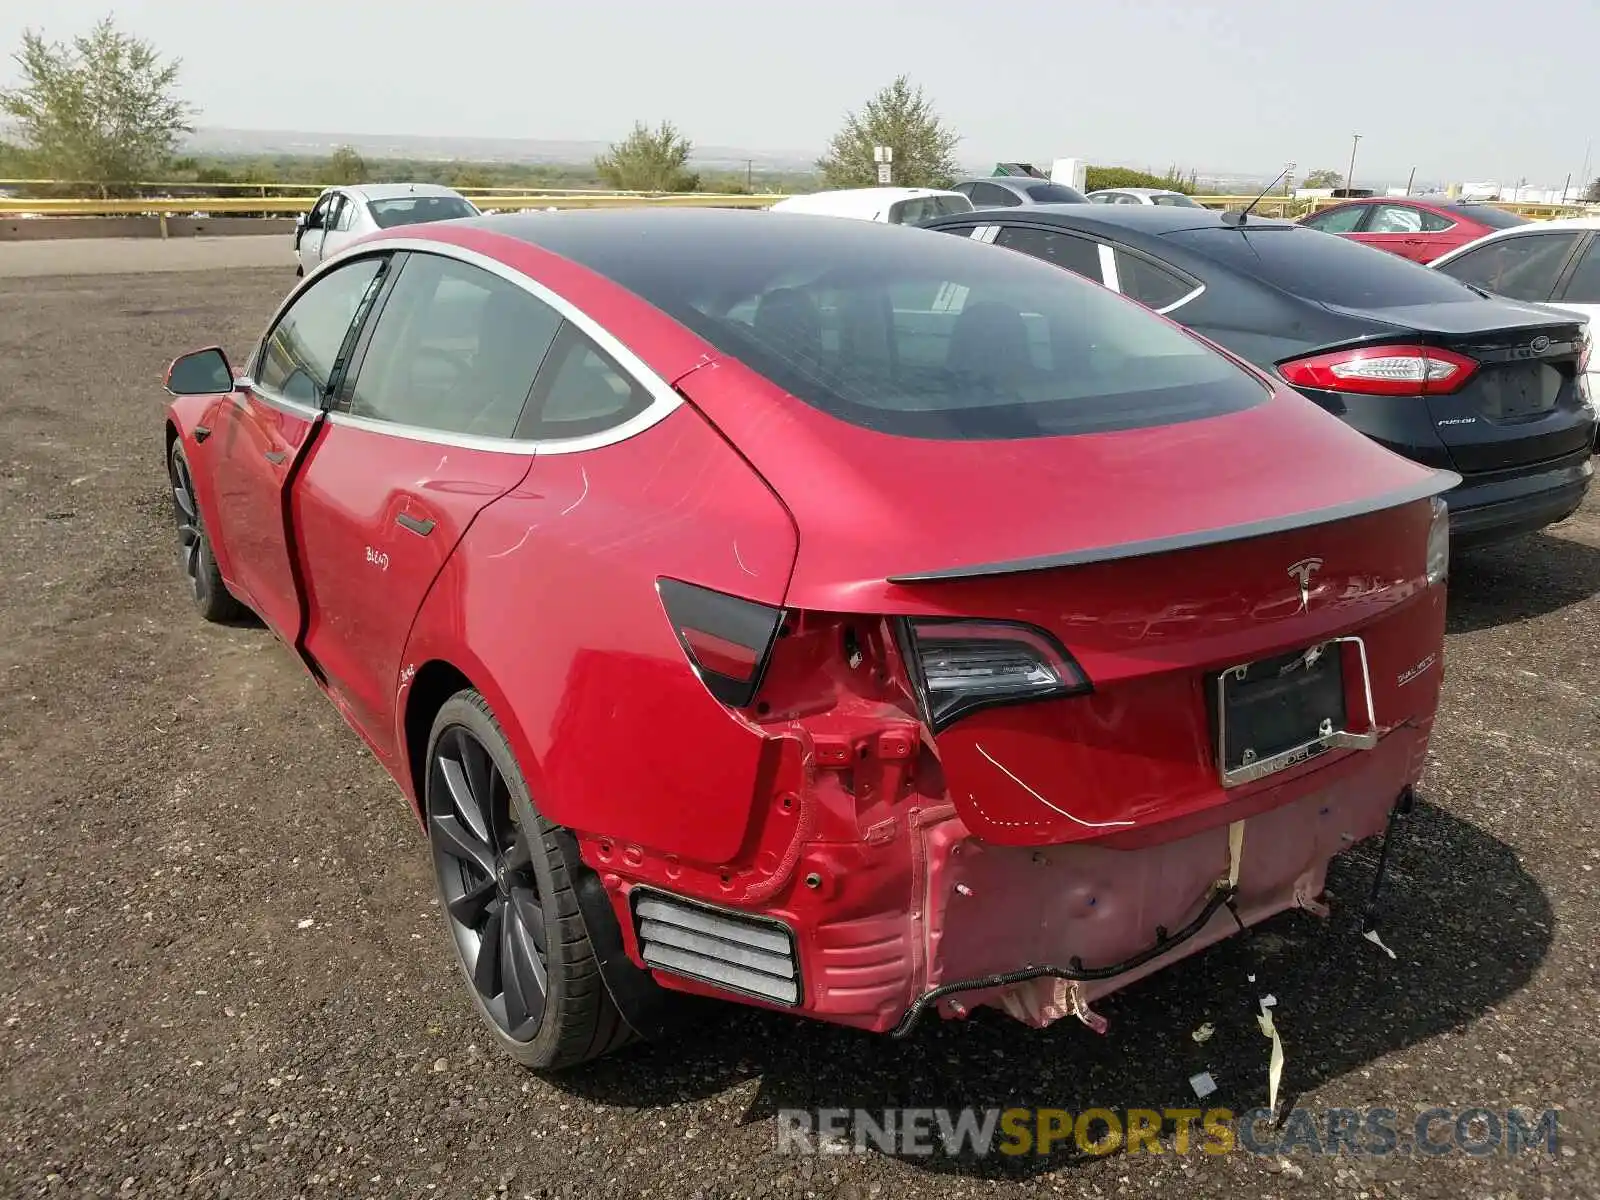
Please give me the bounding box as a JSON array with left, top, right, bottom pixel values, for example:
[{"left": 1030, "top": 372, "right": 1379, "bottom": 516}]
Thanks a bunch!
[
  {"left": 1155, "top": 282, "right": 1207, "bottom": 316},
  {"left": 244, "top": 237, "right": 685, "bottom": 454}
]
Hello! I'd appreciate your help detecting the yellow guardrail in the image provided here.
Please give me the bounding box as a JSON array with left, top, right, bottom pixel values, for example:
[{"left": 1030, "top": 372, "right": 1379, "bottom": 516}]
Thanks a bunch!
[
  {"left": 1, "top": 187, "right": 1591, "bottom": 221},
  {"left": 0, "top": 193, "right": 784, "bottom": 216}
]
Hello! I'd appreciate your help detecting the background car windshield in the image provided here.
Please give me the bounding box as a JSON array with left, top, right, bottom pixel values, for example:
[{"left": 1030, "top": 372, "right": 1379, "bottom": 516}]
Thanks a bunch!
[
  {"left": 563, "top": 215, "right": 1264, "bottom": 439},
  {"left": 889, "top": 195, "right": 974, "bottom": 224},
  {"left": 1450, "top": 204, "right": 1530, "bottom": 230},
  {"left": 1167, "top": 226, "right": 1482, "bottom": 308},
  {"left": 367, "top": 196, "right": 478, "bottom": 229}
]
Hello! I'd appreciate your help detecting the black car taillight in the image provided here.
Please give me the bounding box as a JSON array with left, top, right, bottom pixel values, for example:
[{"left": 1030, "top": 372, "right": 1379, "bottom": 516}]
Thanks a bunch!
[
  {"left": 902, "top": 618, "right": 1091, "bottom": 731},
  {"left": 657, "top": 578, "right": 784, "bottom": 708},
  {"left": 1278, "top": 344, "right": 1479, "bottom": 396}
]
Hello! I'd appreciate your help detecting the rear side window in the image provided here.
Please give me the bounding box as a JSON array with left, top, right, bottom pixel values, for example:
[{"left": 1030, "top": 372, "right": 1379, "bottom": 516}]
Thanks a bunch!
[
  {"left": 1150, "top": 193, "right": 1201, "bottom": 207},
  {"left": 346, "top": 253, "right": 561, "bottom": 437},
  {"left": 1557, "top": 239, "right": 1600, "bottom": 304},
  {"left": 1024, "top": 183, "right": 1086, "bottom": 203},
  {"left": 1436, "top": 232, "right": 1584, "bottom": 303},
  {"left": 994, "top": 225, "right": 1104, "bottom": 283},
  {"left": 598, "top": 221, "right": 1263, "bottom": 440},
  {"left": 526, "top": 324, "right": 650, "bottom": 439},
  {"left": 1301, "top": 205, "right": 1366, "bottom": 234},
  {"left": 1454, "top": 204, "right": 1530, "bottom": 230},
  {"left": 1115, "top": 250, "right": 1196, "bottom": 310},
  {"left": 1167, "top": 226, "right": 1480, "bottom": 308},
  {"left": 968, "top": 183, "right": 1022, "bottom": 208}
]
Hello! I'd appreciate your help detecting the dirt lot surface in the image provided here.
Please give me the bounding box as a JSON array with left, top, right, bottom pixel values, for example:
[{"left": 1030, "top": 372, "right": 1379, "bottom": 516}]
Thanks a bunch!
[{"left": 1, "top": 251, "right": 1597, "bottom": 1200}]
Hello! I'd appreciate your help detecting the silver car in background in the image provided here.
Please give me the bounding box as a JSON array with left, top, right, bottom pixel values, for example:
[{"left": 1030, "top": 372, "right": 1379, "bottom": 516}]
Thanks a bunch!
[{"left": 292, "top": 183, "right": 480, "bottom": 274}]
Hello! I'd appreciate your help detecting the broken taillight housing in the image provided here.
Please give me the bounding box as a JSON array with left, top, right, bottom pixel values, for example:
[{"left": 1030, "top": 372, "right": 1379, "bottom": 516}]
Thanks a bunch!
[
  {"left": 902, "top": 619, "right": 1091, "bottom": 731},
  {"left": 1278, "top": 344, "right": 1479, "bottom": 396},
  {"left": 657, "top": 578, "right": 784, "bottom": 707}
]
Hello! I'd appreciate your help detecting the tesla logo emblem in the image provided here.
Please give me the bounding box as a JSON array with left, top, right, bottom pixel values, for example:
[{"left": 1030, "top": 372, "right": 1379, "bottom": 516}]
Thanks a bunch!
[
  {"left": 1287, "top": 558, "right": 1324, "bottom": 613},
  {"left": 1530, "top": 335, "right": 1551, "bottom": 355}
]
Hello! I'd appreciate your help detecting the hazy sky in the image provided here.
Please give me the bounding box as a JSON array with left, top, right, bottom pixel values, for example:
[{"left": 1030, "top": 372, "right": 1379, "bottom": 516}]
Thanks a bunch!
[{"left": 3, "top": 0, "right": 1596, "bottom": 184}]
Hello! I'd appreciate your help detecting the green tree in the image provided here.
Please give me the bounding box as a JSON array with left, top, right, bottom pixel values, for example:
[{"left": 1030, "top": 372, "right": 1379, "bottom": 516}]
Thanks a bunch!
[
  {"left": 1586, "top": 178, "right": 1600, "bottom": 203},
  {"left": 1083, "top": 165, "right": 1196, "bottom": 194},
  {"left": 327, "top": 145, "right": 366, "bottom": 185},
  {"left": 817, "top": 76, "right": 960, "bottom": 190},
  {"left": 594, "top": 121, "right": 698, "bottom": 192},
  {"left": 0, "top": 16, "right": 194, "bottom": 195},
  {"left": 1303, "top": 168, "right": 1344, "bottom": 189}
]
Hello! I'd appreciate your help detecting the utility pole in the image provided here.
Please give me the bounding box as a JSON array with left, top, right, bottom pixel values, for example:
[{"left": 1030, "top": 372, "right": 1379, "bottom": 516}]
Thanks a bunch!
[
  {"left": 1346, "top": 134, "right": 1362, "bottom": 195},
  {"left": 745, "top": 159, "right": 753, "bottom": 192},
  {"left": 1404, "top": 166, "right": 1416, "bottom": 196}
]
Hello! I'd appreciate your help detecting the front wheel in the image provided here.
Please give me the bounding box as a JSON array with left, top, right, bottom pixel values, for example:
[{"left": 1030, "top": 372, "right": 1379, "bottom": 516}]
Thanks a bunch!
[
  {"left": 426, "top": 691, "right": 635, "bottom": 1070},
  {"left": 168, "top": 441, "right": 244, "bottom": 623}
]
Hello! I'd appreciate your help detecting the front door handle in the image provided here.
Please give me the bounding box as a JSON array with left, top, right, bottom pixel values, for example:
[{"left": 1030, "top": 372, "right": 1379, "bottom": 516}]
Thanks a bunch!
[
  {"left": 263, "top": 450, "right": 287, "bottom": 464},
  {"left": 396, "top": 512, "right": 435, "bottom": 536}
]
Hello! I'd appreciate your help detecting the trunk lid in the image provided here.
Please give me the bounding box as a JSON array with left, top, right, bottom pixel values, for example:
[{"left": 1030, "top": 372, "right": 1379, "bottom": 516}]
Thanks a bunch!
[
  {"left": 678, "top": 359, "right": 1452, "bottom": 846},
  {"left": 1320, "top": 300, "right": 1593, "bottom": 472}
]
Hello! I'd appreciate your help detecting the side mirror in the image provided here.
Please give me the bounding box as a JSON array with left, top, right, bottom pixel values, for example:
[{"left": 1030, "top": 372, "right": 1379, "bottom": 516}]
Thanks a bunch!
[{"left": 165, "top": 347, "right": 235, "bottom": 396}]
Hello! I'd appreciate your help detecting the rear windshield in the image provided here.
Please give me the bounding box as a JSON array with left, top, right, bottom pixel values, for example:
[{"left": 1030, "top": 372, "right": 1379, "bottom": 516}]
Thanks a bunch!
[
  {"left": 367, "top": 196, "right": 478, "bottom": 229},
  {"left": 1448, "top": 203, "right": 1530, "bottom": 230},
  {"left": 548, "top": 214, "right": 1265, "bottom": 439},
  {"left": 1165, "top": 225, "right": 1481, "bottom": 308},
  {"left": 1024, "top": 183, "right": 1087, "bottom": 203},
  {"left": 1151, "top": 192, "right": 1202, "bottom": 207},
  {"left": 888, "top": 194, "right": 974, "bottom": 225}
]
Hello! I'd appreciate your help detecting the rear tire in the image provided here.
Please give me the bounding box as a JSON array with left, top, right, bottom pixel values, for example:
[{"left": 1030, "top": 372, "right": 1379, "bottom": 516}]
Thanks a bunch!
[
  {"left": 425, "top": 690, "right": 635, "bottom": 1070},
  {"left": 168, "top": 441, "right": 245, "bottom": 624}
]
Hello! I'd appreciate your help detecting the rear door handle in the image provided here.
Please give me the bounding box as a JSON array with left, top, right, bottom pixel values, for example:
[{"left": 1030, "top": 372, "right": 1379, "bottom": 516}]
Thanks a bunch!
[
  {"left": 396, "top": 512, "right": 435, "bottom": 536},
  {"left": 263, "top": 450, "right": 287, "bottom": 464}
]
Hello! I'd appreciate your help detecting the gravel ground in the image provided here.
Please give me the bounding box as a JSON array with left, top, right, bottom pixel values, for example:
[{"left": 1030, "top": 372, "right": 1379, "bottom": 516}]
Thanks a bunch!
[{"left": 1, "top": 264, "right": 1596, "bottom": 1200}]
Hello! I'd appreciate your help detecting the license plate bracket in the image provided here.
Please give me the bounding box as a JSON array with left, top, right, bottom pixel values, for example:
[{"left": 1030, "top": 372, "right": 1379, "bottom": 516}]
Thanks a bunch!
[{"left": 1214, "top": 637, "right": 1379, "bottom": 787}]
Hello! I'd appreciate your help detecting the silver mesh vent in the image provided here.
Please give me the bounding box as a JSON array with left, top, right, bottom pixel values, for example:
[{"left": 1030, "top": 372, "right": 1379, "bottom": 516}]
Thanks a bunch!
[{"left": 632, "top": 891, "right": 800, "bottom": 1007}]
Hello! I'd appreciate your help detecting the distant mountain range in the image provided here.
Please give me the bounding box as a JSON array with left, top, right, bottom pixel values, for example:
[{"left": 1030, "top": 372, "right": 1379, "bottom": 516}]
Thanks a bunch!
[{"left": 181, "top": 126, "right": 821, "bottom": 172}]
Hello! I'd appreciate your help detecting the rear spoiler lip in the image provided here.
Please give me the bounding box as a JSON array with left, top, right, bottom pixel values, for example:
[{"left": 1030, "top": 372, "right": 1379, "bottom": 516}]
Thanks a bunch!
[{"left": 886, "top": 469, "right": 1462, "bottom": 584}]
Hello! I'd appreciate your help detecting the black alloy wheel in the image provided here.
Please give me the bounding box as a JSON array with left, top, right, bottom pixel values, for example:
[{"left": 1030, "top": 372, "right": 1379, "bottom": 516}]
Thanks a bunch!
[
  {"left": 424, "top": 691, "right": 634, "bottom": 1069},
  {"left": 168, "top": 441, "right": 243, "bottom": 623},
  {"left": 430, "top": 722, "right": 549, "bottom": 1040}
]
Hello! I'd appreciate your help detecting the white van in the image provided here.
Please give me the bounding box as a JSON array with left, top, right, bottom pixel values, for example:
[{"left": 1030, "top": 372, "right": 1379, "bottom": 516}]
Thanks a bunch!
[{"left": 768, "top": 187, "right": 974, "bottom": 226}]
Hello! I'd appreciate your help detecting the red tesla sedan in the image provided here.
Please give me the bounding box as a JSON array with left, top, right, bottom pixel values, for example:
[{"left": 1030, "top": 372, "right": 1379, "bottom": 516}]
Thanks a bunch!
[
  {"left": 162, "top": 209, "right": 1455, "bottom": 1069},
  {"left": 1297, "top": 196, "right": 1529, "bottom": 263}
]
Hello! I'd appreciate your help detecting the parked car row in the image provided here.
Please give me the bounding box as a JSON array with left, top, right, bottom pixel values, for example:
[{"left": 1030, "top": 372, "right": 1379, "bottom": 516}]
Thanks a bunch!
[{"left": 177, "top": 192, "right": 1589, "bottom": 1075}]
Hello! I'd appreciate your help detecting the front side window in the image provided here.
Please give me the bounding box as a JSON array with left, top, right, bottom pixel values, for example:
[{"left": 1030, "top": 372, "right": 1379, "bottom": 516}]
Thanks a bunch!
[
  {"left": 346, "top": 253, "right": 561, "bottom": 437},
  {"left": 559, "top": 214, "right": 1265, "bottom": 440},
  {"left": 257, "top": 256, "right": 386, "bottom": 406},
  {"left": 994, "top": 226, "right": 1104, "bottom": 283},
  {"left": 304, "top": 193, "right": 333, "bottom": 230},
  {"left": 367, "top": 195, "right": 479, "bottom": 229},
  {"left": 1435, "top": 233, "right": 1584, "bottom": 303},
  {"left": 1301, "top": 205, "right": 1366, "bottom": 234}
]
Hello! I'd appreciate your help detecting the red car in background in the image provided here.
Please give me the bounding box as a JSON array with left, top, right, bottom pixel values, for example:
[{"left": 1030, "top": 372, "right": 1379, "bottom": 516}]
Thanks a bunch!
[
  {"left": 1298, "top": 196, "right": 1529, "bottom": 263},
  {"left": 162, "top": 210, "right": 1454, "bottom": 1070}
]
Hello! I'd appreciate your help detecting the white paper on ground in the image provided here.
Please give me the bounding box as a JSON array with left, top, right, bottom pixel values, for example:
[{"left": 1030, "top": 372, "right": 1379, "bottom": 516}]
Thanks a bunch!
[{"left": 1364, "top": 928, "right": 1398, "bottom": 959}]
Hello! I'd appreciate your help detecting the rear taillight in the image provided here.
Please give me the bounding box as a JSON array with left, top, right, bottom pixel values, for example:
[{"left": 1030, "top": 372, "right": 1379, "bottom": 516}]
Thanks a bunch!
[
  {"left": 658, "top": 578, "right": 783, "bottom": 707},
  {"left": 902, "top": 619, "right": 1090, "bottom": 731},
  {"left": 1278, "top": 344, "right": 1479, "bottom": 396}
]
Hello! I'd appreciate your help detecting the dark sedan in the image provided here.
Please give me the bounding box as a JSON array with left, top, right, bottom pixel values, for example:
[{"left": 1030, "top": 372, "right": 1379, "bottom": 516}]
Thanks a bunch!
[{"left": 921, "top": 205, "right": 1596, "bottom": 546}]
